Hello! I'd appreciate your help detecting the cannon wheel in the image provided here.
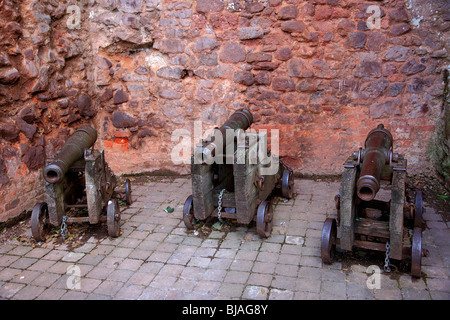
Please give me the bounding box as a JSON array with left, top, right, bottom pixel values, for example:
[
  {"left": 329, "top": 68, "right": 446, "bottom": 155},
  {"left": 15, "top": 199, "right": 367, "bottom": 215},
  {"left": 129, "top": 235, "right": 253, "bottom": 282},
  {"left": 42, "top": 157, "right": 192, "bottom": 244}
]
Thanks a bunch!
[
  {"left": 31, "top": 202, "right": 50, "bottom": 242},
  {"left": 321, "top": 218, "right": 337, "bottom": 264},
  {"left": 107, "top": 198, "right": 121, "bottom": 237},
  {"left": 281, "top": 169, "right": 294, "bottom": 199},
  {"left": 183, "top": 195, "right": 196, "bottom": 230},
  {"left": 125, "top": 178, "right": 132, "bottom": 205},
  {"left": 411, "top": 227, "right": 422, "bottom": 277},
  {"left": 256, "top": 201, "right": 273, "bottom": 238},
  {"left": 414, "top": 191, "right": 423, "bottom": 228}
]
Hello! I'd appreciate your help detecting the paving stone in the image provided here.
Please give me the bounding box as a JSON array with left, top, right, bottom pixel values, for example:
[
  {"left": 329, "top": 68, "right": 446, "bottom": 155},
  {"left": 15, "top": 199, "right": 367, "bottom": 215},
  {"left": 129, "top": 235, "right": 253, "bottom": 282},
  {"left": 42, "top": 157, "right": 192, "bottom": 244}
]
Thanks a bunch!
[
  {"left": 93, "top": 280, "right": 124, "bottom": 296},
  {"left": 149, "top": 274, "right": 177, "bottom": 289},
  {"left": 0, "top": 255, "right": 19, "bottom": 267},
  {"left": 115, "top": 284, "right": 145, "bottom": 299},
  {"left": 0, "top": 268, "right": 21, "bottom": 281},
  {"left": 107, "top": 269, "right": 134, "bottom": 282},
  {"left": 0, "top": 282, "right": 25, "bottom": 298},
  {"left": 224, "top": 270, "right": 249, "bottom": 284},
  {"left": 36, "top": 288, "right": 66, "bottom": 300},
  {"left": 243, "top": 285, "right": 269, "bottom": 300},
  {"left": 62, "top": 252, "right": 85, "bottom": 262},
  {"left": 194, "top": 280, "right": 221, "bottom": 295},
  {"left": 11, "top": 270, "right": 41, "bottom": 284},
  {"left": 60, "top": 290, "right": 89, "bottom": 300},
  {"left": 13, "top": 285, "right": 45, "bottom": 300},
  {"left": 269, "top": 288, "right": 294, "bottom": 300},
  {"left": 218, "top": 283, "right": 244, "bottom": 298}
]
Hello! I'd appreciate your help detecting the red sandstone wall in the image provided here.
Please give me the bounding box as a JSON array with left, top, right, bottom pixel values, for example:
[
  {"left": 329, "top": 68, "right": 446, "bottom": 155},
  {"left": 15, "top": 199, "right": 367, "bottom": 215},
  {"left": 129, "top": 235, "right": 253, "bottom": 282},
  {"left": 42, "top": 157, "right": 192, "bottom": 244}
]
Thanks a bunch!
[{"left": 0, "top": 0, "right": 448, "bottom": 222}]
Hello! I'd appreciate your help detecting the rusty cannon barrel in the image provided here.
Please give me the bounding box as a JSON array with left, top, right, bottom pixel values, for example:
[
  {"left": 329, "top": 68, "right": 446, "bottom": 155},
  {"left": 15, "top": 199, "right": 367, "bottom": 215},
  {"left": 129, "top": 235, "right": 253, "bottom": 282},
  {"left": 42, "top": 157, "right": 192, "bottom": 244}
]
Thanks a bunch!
[
  {"left": 43, "top": 126, "right": 97, "bottom": 184},
  {"left": 356, "top": 124, "right": 394, "bottom": 202},
  {"left": 195, "top": 109, "right": 253, "bottom": 164}
]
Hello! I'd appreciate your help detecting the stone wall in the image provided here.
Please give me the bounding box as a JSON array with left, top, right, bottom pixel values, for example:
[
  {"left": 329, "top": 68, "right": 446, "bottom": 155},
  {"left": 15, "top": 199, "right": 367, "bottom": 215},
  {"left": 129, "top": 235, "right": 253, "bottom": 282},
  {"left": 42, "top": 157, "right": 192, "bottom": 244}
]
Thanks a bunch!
[{"left": 0, "top": 0, "right": 448, "bottom": 222}]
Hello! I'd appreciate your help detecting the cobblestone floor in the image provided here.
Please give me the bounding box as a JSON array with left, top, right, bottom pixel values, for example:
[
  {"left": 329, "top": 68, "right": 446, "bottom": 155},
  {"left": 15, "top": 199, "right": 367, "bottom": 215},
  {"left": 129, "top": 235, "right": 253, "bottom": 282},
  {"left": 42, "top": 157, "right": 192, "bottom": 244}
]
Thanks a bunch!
[{"left": 0, "top": 177, "right": 448, "bottom": 300}]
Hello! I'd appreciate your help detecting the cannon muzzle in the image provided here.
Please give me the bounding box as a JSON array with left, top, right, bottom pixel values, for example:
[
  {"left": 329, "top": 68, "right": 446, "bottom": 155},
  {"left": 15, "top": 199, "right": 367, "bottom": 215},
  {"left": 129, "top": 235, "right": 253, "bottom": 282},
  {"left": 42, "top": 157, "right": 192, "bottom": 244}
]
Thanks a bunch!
[
  {"left": 195, "top": 109, "right": 253, "bottom": 164},
  {"left": 356, "top": 124, "right": 393, "bottom": 201},
  {"left": 43, "top": 126, "right": 97, "bottom": 184}
]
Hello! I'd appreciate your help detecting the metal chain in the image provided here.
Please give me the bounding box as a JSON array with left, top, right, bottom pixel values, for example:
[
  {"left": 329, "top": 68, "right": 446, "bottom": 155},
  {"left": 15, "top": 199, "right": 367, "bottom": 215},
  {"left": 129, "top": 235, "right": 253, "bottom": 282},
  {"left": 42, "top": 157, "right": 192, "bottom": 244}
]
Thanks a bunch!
[
  {"left": 384, "top": 241, "right": 391, "bottom": 273},
  {"left": 217, "top": 189, "right": 226, "bottom": 223},
  {"left": 60, "top": 216, "right": 68, "bottom": 239}
]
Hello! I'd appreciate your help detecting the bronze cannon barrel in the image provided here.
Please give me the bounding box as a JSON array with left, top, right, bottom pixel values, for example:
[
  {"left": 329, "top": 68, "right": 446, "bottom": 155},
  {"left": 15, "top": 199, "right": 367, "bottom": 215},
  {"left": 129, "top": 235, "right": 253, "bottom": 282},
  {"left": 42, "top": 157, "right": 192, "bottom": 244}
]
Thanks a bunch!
[
  {"left": 356, "top": 124, "right": 393, "bottom": 202},
  {"left": 195, "top": 109, "right": 253, "bottom": 163},
  {"left": 43, "top": 126, "right": 97, "bottom": 184}
]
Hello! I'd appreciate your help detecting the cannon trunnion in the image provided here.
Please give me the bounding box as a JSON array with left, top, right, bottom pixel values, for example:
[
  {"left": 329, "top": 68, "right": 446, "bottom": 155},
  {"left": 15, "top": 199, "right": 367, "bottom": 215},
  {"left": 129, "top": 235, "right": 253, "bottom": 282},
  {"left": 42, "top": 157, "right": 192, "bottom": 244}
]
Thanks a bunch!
[
  {"left": 31, "top": 126, "right": 132, "bottom": 242},
  {"left": 320, "top": 124, "right": 425, "bottom": 278}
]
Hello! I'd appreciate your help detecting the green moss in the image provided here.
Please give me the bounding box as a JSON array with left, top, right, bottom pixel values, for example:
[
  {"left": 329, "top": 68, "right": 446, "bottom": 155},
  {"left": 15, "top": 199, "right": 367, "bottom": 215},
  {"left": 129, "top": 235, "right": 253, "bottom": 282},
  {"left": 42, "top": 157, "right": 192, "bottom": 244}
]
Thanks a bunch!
[{"left": 428, "top": 69, "right": 450, "bottom": 185}]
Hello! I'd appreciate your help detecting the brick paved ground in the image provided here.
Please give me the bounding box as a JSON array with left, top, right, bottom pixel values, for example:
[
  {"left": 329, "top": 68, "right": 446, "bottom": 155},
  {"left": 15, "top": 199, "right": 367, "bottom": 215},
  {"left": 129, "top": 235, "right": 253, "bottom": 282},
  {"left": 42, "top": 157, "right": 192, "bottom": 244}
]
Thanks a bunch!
[{"left": 0, "top": 177, "right": 448, "bottom": 300}]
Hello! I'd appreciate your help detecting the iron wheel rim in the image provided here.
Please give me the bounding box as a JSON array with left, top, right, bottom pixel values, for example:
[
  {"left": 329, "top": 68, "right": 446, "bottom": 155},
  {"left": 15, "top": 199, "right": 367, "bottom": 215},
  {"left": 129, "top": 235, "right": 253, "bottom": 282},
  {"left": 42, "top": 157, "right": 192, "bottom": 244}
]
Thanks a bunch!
[
  {"left": 281, "top": 169, "right": 294, "bottom": 199},
  {"left": 414, "top": 191, "right": 423, "bottom": 228},
  {"left": 411, "top": 227, "right": 422, "bottom": 277},
  {"left": 125, "top": 178, "right": 132, "bottom": 205},
  {"left": 107, "top": 198, "right": 121, "bottom": 237},
  {"left": 256, "top": 201, "right": 273, "bottom": 238},
  {"left": 31, "top": 202, "right": 49, "bottom": 242},
  {"left": 183, "top": 195, "right": 195, "bottom": 230},
  {"left": 321, "top": 218, "right": 337, "bottom": 264}
]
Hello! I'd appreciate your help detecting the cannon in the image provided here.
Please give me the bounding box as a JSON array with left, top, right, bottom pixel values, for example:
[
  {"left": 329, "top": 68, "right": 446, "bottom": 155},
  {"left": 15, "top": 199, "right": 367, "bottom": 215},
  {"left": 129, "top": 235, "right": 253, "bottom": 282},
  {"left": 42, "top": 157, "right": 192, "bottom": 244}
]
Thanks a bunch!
[
  {"left": 321, "top": 124, "right": 425, "bottom": 277},
  {"left": 31, "top": 125, "right": 132, "bottom": 242},
  {"left": 183, "top": 109, "right": 294, "bottom": 238}
]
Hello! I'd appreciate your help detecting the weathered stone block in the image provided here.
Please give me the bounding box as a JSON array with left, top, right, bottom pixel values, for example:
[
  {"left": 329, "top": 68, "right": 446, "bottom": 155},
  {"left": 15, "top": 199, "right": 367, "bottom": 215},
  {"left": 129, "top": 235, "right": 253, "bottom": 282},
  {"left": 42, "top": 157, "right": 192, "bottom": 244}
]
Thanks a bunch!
[
  {"left": 196, "top": 0, "right": 223, "bottom": 13},
  {"left": 118, "top": 0, "right": 144, "bottom": 13},
  {"left": 238, "top": 27, "right": 265, "bottom": 40},
  {"left": 22, "top": 145, "right": 45, "bottom": 170},
  {"left": 288, "top": 59, "right": 314, "bottom": 78},
  {"left": 369, "top": 98, "right": 402, "bottom": 119},
  {"left": 112, "top": 111, "right": 138, "bottom": 128},
  {"left": 156, "top": 66, "right": 184, "bottom": 79},
  {"left": 114, "top": 89, "right": 129, "bottom": 104},
  {"left": 272, "top": 77, "right": 295, "bottom": 92},
  {"left": 192, "top": 37, "right": 219, "bottom": 52},
  {"left": 159, "top": 89, "right": 182, "bottom": 100},
  {"left": 354, "top": 61, "right": 382, "bottom": 78},
  {"left": 0, "top": 67, "right": 20, "bottom": 84},
  {"left": 77, "top": 94, "right": 96, "bottom": 117},
  {"left": 359, "top": 79, "right": 389, "bottom": 99},
  {"left": 400, "top": 59, "right": 426, "bottom": 75},
  {"left": 157, "top": 39, "right": 185, "bottom": 54},
  {"left": 219, "top": 42, "right": 246, "bottom": 63},
  {"left": 246, "top": 52, "right": 272, "bottom": 63},
  {"left": 390, "top": 23, "right": 411, "bottom": 36},
  {"left": 389, "top": 8, "right": 409, "bottom": 22},
  {"left": 0, "top": 123, "right": 19, "bottom": 141},
  {"left": 233, "top": 71, "right": 254, "bottom": 86},
  {"left": 345, "top": 32, "right": 367, "bottom": 49},
  {"left": 254, "top": 72, "right": 271, "bottom": 85},
  {"left": 367, "top": 32, "right": 386, "bottom": 52},
  {"left": 280, "top": 21, "right": 306, "bottom": 33},
  {"left": 274, "top": 47, "right": 292, "bottom": 61},
  {"left": 277, "top": 5, "right": 298, "bottom": 20},
  {"left": 15, "top": 118, "right": 36, "bottom": 140},
  {"left": 383, "top": 46, "right": 412, "bottom": 62},
  {"left": 198, "top": 52, "right": 218, "bottom": 66}
]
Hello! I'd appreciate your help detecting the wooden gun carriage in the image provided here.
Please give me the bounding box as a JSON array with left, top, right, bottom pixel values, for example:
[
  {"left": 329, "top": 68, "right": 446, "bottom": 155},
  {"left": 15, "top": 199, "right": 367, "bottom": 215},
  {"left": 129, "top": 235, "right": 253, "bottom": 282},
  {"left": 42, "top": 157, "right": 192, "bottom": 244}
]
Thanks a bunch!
[
  {"left": 320, "top": 124, "right": 425, "bottom": 277},
  {"left": 183, "top": 109, "right": 294, "bottom": 238},
  {"left": 31, "top": 126, "right": 132, "bottom": 241}
]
